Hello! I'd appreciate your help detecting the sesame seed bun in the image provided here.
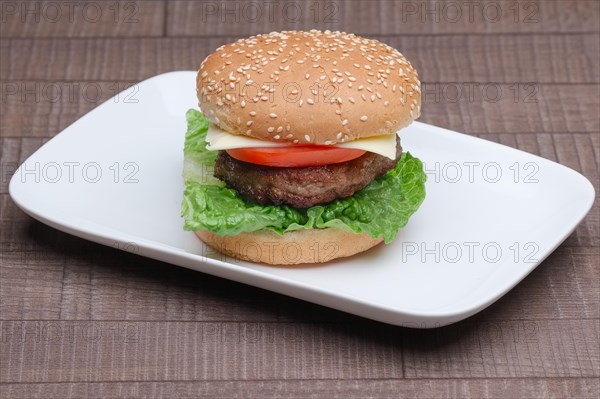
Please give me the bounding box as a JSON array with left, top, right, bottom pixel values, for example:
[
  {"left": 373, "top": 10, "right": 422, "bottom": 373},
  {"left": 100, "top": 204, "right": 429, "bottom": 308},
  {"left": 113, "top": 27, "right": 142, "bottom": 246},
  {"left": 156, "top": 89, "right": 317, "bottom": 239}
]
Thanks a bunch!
[
  {"left": 197, "top": 30, "right": 421, "bottom": 145},
  {"left": 196, "top": 228, "right": 384, "bottom": 265}
]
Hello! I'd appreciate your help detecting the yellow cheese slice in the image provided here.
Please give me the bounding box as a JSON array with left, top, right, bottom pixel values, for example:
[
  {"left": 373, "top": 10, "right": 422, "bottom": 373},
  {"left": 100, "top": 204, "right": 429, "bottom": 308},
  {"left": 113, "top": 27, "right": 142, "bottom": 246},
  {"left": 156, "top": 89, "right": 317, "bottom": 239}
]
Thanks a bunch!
[{"left": 205, "top": 124, "right": 397, "bottom": 160}]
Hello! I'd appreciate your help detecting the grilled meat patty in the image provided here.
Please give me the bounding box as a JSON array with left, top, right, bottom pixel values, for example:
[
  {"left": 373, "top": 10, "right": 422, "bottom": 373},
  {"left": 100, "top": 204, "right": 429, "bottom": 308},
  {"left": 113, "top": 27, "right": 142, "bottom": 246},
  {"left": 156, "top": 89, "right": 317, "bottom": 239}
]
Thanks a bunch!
[{"left": 214, "top": 136, "right": 402, "bottom": 208}]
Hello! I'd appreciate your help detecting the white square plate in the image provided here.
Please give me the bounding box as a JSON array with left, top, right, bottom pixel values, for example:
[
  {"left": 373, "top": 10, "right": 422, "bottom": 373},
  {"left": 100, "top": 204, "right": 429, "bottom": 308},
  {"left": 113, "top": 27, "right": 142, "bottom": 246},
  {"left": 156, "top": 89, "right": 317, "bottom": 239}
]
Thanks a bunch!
[{"left": 9, "top": 72, "right": 595, "bottom": 328}]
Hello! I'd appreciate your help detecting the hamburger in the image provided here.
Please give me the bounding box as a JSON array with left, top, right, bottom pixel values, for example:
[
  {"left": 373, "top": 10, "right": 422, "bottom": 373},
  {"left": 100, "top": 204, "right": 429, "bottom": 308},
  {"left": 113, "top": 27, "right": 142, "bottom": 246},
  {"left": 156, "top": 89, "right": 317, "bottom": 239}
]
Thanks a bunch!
[{"left": 181, "top": 30, "right": 426, "bottom": 265}]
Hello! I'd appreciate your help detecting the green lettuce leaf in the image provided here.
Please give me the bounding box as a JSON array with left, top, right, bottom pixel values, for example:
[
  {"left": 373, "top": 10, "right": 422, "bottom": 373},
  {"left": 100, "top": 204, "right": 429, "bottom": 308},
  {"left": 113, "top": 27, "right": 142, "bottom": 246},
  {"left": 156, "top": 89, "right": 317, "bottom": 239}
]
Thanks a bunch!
[
  {"left": 182, "top": 109, "right": 223, "bottom": 186},
  {"left": 181, "top": 109, "right": 426, "bottom": 243}
]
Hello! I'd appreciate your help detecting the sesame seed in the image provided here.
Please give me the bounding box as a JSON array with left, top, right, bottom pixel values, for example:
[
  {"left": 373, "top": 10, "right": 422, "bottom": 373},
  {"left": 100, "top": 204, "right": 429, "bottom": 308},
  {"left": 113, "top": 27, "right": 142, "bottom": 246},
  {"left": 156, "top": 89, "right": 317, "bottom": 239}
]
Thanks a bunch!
[
  {"left": 336, "top": 132, "right": 343, "bottom": 139},
  {"left": 307, "top": 98, "right": 315, "bottom": 105},
  {"left": 324, "top": 140, "right": 333, "bottom": 145},
  {"left": 246, "top": 121, "right": 253, "bottom": 126},
  {"left": 246, "top": 130, "right": 252, "bottom": 135},
  {"left": 268, "top": 127, "right": 275, "bottom": 133},
  {"left": 240, "top": 100, "right": 246, "bottom": 108},
  {"left": 304, "top": 135, "right": 311, "bottom": 142},
  {"left": 342, "top": 119, "right": 348, "bottom": 125},
  {"left": 249, "top": 111, "right": 256, "bottom": 116},
  {"left": 348, "top": 77, "right": 357, "bottom": 82},
  {"left": 277, "top": 126, "right": 283, "bottom": 133},
  {"left": 273, "top": 135, "right": 281, "bottom": 139},
  {"left": 360, "top": 115, "right": 368, "bottom": 121},
  {"left": 349, "top": 97, "right": 355, "bottom": 104}
]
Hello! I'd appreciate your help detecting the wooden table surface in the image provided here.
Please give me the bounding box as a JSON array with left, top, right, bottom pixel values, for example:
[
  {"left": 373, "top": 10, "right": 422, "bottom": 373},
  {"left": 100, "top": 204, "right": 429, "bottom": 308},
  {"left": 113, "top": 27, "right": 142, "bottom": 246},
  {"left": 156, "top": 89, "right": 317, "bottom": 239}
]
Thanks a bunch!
[{"left": 1, "top": 1, "right": 598, "bottom": 398}]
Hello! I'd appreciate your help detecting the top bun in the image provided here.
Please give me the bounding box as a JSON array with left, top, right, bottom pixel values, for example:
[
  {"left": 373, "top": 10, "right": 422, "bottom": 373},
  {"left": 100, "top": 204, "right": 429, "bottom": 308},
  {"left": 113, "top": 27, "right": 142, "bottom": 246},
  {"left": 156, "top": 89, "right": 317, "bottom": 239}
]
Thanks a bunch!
[{"left": 197, "top": 30, "right": 420, "bottom": 145}]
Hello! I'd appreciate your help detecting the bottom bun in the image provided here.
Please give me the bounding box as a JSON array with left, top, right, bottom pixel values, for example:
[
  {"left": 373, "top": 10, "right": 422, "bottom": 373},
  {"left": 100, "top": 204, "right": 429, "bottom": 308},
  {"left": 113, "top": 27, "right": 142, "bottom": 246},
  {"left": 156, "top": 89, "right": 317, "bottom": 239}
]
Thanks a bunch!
[{"left": 195, "top": 228, "right": 384, "bottom": 265}]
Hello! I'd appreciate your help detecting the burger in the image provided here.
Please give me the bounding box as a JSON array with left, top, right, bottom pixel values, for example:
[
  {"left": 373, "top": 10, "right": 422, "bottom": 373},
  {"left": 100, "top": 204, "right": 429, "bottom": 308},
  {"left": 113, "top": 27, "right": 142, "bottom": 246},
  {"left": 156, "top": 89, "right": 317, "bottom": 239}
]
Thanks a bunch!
[{"left": 181, "top": 30, "right": 426, "bottom": 265}]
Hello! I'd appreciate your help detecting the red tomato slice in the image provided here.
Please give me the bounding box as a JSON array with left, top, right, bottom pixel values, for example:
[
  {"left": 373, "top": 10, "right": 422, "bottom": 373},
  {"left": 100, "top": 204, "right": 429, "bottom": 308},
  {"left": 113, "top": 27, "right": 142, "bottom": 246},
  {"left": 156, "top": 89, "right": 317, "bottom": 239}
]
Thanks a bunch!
[{"left": 226, "top": 146, "right": 367, "bottom": 167}]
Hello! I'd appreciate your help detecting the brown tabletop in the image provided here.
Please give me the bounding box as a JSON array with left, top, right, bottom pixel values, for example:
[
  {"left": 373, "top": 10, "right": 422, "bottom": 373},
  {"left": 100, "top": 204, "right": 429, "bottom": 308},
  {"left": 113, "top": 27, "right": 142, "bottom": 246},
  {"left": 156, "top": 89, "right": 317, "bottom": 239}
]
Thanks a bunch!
[{"left": 1, "top": 1, "right": 599, "bottom": 398}]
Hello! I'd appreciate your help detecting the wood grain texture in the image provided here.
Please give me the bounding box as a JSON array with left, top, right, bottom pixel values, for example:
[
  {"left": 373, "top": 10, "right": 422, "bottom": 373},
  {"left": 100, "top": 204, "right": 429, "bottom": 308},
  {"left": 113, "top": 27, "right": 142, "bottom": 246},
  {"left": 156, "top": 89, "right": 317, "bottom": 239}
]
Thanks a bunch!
[
  {"left": 1, "top": 1, "right": 599, "bottom": 395},
  {"left": 0, "top": 1, "right": 165, "bottom": 38},
  {"left": 402, "top": 319, "right": 599, "bottom": 378},
  {"left": 0, "top": 81, "right": 139, "bottom": 138},
  {"left": 0, "top": 320, "right": 404, "bottom": 382},
  {"left": 420, "top": 84, "right": 600, "bottom": 134},
  {"left": 2, "top": 34, "right": 598, "bottom": 82},
  {"left": 1, "top": 378, "right": 598, "bottom": 399},
  {"left": 0, "top": 319, "right": 598, "bottom": 382},
  {"left": 166, "top": 0, "right": 600, "bottom": 36}
]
